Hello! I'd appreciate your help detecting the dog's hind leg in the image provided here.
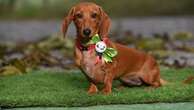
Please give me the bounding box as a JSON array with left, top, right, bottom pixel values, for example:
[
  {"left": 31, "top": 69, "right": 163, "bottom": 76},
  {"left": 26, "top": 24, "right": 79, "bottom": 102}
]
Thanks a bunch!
[
  {"left": 139, "top": 56, "right": 163, "bottom": 88},
  {"left": 140, "top": 68, "right": 162, "bottom": 88},
  {"left": 119, "top": 74, "right": 143, "bottom": 87}
]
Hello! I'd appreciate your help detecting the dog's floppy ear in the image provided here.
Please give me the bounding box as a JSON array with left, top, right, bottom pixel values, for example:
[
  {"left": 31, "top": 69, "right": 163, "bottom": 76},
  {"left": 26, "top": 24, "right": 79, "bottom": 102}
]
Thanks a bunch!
[
  {"left": 99, "top": 7, "right": 111, "bottom": 38},
  {"left": 62, "top": 7, "right": 75, "bottom": 38}
]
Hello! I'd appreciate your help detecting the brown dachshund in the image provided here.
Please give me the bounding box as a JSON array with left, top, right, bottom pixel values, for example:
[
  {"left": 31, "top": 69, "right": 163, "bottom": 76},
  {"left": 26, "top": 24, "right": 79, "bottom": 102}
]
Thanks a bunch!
[{"left": 62, "top": 2, "right": 166, "bottom": 95}]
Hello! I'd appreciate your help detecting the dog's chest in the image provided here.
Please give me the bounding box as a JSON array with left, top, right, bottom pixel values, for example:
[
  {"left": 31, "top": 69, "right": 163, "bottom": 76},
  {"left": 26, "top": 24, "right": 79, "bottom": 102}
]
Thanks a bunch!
[{"left": 80, "top": 51, "right": 106, "bottom": 83}]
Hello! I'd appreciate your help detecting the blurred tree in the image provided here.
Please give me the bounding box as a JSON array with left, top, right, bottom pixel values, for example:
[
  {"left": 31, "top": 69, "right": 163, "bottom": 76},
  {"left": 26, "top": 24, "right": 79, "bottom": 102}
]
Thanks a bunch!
[
  {"left": 42, "top": 0, "right": 50, "bottom": 9},
  {"left": 0, "top": 0, "right": 194, "bottom": 19},
  {"left": 0, "top": 0, "right": 16, "bottom": 13}
]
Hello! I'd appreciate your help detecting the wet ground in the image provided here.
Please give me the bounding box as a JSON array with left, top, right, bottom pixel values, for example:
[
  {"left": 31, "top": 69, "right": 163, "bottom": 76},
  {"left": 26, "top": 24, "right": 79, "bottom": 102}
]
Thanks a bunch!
[{"left": 0, "top": 16, "right": 194, "bottom": 43}]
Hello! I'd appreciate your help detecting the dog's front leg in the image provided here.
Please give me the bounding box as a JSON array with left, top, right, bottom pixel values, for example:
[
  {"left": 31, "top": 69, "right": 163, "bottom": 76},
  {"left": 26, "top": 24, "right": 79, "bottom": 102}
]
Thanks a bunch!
[
  {"left": 87, "top": 82, "right": 98, "bottom": 94},
  {"left": 74, "top": 47, "right": 82, "bottom": 67},
  {"left": 102, "top": 73, "right": 113, "bottom": 95}
]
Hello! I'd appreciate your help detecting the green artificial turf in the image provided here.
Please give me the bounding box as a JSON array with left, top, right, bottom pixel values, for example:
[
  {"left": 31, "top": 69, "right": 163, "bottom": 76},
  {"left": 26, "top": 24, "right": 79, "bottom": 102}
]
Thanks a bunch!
[{"left": 0, "top": 67, "right": 194, "bottom": 108}]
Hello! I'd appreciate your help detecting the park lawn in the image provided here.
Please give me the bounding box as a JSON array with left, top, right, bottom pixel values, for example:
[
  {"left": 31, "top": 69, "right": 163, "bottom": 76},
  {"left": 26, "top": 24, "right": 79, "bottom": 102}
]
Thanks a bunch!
[{"left": 0, "top": 67, "right": 194, "bottom": 108}]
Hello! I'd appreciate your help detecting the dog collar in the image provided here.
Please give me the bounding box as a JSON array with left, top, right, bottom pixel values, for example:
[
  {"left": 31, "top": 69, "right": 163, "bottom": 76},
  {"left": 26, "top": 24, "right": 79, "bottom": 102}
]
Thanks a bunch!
[{"left": 76, "top": 40, "right": 88, "bottom": 51}]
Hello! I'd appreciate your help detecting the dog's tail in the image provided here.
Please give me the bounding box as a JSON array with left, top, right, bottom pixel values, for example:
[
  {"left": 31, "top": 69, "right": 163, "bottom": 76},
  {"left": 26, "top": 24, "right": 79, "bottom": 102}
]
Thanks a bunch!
[{"left": 160, "top": 75, "right": 194, "bottom": 86}]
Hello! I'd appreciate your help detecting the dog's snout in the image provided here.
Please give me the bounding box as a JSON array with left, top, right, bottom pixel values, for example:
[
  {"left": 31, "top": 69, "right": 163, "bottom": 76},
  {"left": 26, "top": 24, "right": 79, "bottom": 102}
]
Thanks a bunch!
[{"left": 83, "top": 28, "right": 91, "bottom": 36}]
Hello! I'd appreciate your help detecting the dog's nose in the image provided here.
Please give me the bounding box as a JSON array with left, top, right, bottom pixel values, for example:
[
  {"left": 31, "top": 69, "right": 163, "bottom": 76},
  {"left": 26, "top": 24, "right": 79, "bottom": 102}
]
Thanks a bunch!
[{"left": 83, "top": 28, "right": 91, "bottom": 36}]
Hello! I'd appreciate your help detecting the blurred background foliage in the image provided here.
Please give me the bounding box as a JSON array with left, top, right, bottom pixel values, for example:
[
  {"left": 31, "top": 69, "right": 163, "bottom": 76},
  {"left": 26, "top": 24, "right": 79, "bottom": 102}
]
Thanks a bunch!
[
  {"left": 0, "top": 0, "right": 194, "bottom": 76},
  {"left": 0, "top": 0, "right": 194, "bottom": 19}
]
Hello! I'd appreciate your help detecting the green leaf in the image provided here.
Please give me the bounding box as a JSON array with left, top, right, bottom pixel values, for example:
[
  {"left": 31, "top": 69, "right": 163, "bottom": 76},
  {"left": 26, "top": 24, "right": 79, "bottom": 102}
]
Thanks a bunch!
[{"left": 0, "top": 66, "right": 22, "bottom": 76}]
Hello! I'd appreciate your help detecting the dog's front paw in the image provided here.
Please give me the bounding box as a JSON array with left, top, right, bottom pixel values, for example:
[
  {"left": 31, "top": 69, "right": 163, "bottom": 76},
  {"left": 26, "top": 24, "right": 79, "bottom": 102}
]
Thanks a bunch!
[
  {"left": 87, "top": 84, "right": 98, "bottom": 95},
  {"left": 87, "top": 88, "right": 98, "bottom": 94},
  {"left": 102, "top": 88, "right": 112, "bottom": 95}
]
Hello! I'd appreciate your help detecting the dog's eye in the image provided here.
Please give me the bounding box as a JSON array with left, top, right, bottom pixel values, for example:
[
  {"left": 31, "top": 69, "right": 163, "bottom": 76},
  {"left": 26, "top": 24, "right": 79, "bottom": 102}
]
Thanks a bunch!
[
  {"left": 91, "top": 13, "right": 97, "bottom": 19},
  {"left": 76, "top": 13, "right": 83, "bottom": 19}
]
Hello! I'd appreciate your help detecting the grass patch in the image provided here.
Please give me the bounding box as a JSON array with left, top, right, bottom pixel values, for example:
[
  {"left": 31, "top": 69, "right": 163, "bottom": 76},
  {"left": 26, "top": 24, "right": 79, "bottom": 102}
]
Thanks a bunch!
[{"left": 0, "top": 68, "right": 194, "bottom": 108}]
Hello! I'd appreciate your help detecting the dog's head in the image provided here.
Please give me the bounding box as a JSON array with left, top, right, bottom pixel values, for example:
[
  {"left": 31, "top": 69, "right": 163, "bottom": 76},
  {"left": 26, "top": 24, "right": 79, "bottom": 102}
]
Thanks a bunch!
[{"left": 62, "top": 2, "right": 111, "bottom": 41}]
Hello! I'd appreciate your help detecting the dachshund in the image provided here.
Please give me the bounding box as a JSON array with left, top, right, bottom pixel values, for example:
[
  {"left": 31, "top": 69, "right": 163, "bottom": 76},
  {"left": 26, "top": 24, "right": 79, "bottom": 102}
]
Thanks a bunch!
[{"left": 62, "top": 2, "right": 166, "bottom": 95}]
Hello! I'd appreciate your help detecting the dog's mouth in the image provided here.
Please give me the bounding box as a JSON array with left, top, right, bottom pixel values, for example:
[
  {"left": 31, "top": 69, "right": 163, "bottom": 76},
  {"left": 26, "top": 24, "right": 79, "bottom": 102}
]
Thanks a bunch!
[
  {"left": 81, "top": 33, "right": 97, "bottom": 43},
  {"left": 81, "top": 37, "right": 92, "bottom": 44},
  {"left": 81, "top": 34, "right": 102, "bottom": 46}
]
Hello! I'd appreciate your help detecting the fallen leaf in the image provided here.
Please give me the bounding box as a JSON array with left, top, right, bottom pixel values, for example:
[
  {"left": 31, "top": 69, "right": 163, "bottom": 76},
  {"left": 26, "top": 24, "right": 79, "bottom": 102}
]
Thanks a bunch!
[
  {"left": 0, "top": 66, "right": 22, "bottom": 76},
  {"left": 183, "top": 75, "right": 194, "bottom": 84}
]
